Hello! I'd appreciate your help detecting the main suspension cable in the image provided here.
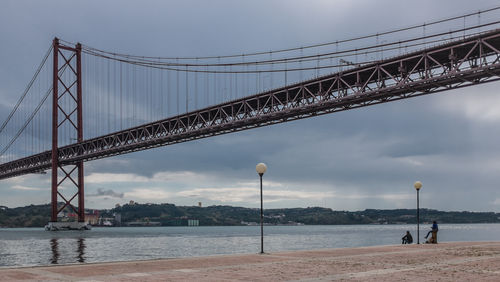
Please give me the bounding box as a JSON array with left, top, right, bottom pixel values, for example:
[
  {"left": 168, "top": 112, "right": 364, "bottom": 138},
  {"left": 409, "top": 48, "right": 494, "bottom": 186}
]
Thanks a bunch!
[
  {"left": 82, "top": 25, "right": 498, "bottom": 74},
  {"left": 0, "top": 87, "right": 52, "bottom": 157},
  {"left": 0, "top": 63, "right": 69, "bottom": 158},
  {"left": 80, "top": 20, "right": 500, "bottom": 72},
  {"left": 0, "top": 45, "right": 52, "bottom": 134},
  {"left": 75, "top": 6, "right": 500, "bottom": 61}
]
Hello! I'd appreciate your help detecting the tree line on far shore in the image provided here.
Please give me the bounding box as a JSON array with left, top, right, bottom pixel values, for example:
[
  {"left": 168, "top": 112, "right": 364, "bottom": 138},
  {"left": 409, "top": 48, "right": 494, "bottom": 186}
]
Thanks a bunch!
[{"left": 1, "top": 203, "right": 499, "bottom": 228}]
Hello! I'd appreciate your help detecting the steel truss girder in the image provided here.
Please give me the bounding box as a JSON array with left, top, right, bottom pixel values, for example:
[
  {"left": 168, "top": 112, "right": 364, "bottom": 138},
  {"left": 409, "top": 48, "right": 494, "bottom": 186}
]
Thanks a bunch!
[{"left": 2, "top": 30, "right": 500, "bottom": 179}]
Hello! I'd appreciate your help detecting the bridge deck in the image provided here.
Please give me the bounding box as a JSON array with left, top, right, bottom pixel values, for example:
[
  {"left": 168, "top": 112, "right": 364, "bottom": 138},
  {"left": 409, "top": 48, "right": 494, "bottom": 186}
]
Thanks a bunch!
[
  {"left": 1, "top": 241, "right": 499, "bottom": 281},
  {"left": 2, "top": 29, "right": 500, "bottom": 179}
]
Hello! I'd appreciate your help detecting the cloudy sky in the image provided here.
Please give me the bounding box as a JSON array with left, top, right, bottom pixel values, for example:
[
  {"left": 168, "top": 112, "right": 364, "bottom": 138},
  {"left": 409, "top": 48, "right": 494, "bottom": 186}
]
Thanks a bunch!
[{"left": 1, "top": 0, "right": 500, "bottom": 212}]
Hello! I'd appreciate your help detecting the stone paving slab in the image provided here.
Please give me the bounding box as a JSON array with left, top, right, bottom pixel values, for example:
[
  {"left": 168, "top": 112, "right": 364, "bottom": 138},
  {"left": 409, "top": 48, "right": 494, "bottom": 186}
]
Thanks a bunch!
[{"left": 1, "top": 242, "right": 500, "bottom": 281}]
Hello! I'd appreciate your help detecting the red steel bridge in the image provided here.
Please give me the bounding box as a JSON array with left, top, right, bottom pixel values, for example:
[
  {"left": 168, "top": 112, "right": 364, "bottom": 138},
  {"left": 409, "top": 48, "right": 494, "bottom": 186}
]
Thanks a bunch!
[{"left": 1, "top": 8, "right": 500, "bottom": 224}]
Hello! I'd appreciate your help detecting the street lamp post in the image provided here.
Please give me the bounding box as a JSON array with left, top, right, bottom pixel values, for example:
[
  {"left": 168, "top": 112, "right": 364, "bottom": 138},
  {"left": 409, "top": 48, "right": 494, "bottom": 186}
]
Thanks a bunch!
[
  {"left": 414, "top": 181, "right": 422, "bottom": 244},
  {"left": 256, "top": 163, "right": 267, "bottom": 254}
]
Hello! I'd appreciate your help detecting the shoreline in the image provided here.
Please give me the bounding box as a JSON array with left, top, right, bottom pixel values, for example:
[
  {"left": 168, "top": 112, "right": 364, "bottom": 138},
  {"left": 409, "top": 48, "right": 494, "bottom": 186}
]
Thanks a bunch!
[
  {"left": 2, "top": 222, "right": 500, "bottom": 230},
  {"left": 1, "top": 241, "right": 499, "bottom": 281}
]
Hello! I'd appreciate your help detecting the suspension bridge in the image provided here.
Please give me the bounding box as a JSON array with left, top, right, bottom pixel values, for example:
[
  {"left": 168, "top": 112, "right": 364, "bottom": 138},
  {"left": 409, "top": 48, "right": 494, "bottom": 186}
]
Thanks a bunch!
[{"left": 1, "top": 8, "right": 500, "bottom": 228}]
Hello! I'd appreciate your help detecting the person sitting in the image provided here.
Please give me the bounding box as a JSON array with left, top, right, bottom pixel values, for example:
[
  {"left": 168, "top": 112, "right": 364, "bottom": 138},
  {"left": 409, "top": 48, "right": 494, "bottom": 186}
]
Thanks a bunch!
[
  {"left": 425, "top": 221, "right": 438, "bottom": 244},
  {"left": 402, "top": 230, "right": 413, "bottom": 244}
]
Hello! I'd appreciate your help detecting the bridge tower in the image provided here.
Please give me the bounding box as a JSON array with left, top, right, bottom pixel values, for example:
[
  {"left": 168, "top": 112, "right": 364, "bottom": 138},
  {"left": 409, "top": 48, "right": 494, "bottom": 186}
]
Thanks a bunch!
[{"left": 47, "top": 38, "right": 87, "bottom": 230}]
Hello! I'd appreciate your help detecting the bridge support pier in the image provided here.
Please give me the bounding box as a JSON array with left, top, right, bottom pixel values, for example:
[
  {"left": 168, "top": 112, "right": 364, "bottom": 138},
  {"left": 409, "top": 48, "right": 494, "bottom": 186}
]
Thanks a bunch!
[{"left": 48, "top": 38, "right": 87, "bottom": 228}]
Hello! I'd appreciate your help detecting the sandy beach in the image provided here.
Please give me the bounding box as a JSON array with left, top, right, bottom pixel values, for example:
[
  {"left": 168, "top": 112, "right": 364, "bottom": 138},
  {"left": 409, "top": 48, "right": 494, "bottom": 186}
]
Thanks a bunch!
[{"left": 1, "top": 241, "right": 499, "bottom": 281}]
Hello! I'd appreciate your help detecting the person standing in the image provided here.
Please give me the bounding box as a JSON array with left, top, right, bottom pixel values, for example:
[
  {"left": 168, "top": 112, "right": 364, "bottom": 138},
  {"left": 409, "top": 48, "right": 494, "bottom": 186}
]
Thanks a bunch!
[{"left": 425, "top": 221, "right": 438, "bottom": 243}]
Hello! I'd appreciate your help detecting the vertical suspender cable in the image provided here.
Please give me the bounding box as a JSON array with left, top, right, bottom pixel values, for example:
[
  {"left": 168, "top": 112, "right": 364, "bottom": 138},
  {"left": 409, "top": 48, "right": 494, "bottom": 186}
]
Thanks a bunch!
[
  {"left": 185, "top": 65, "right": 188, "bottom": 113},
  {"left": 160, "top": 59, "right": 164, "bottom": 117},
  {"left": 120, "top": 61, "right": 123, "bottom": 130},
  {"left": 133, "top": 64, "right": 137, "bottom": 124},
  {"left": 316, "top": 53, "right": 320, "bottom": 77},
  {"left": 300, "top": 47, "right": 303, "bottom": 81},
  {"left": 195, "top": 59, "right": 198, "bottom": 109},
  {"left": 205, "top": 65, "right": 208, "bottom": 106},
  {"left": 107, "top": 59, "right": 110, "bottom": 133},
  {"left": 213, "top": 68, "right": 216, "bottom": 105},
  {"left": 150, "top": 65, "right": 153, "bottom": 121},
  {"left": 229, "top": 66, "right": 232, "bottom": 100},
  {"left": 158, "top": 58, "right": 165, "bottom": 118},
  {"left": 285, "top": 61, "right": 287, "bottom": 86},
  {"left": 478, "top": 10, "right": 481, "bottom": 32},
  {"left": 167, "top": 69, "right": 170, "bottom": 117},
  {"left": 243, "top": 55, "right": 248, "bottom": 96},
  {"left": 113, "top": 59, "right": 116, "bottom": 131},
  {"left": 176, "top": 59, "right": 179, "bottom": 115},
  {"left": 270, "top": 52, "right": 273, "bottom": 89}
]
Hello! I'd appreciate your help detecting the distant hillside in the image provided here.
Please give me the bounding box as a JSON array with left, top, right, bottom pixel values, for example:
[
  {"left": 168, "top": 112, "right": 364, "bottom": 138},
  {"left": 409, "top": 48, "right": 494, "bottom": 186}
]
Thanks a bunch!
[
  {"left": 1, "top": 203, "right": 499, "bottom": 228},
  {"left": 0, "top": 204, "right": 51, "bottom": 227}
]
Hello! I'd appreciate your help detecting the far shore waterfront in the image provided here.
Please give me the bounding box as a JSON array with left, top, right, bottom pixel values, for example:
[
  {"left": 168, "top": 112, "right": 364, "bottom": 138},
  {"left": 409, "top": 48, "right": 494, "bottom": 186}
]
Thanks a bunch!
[{"left": 1, "top": 241, "right": 499, "bottom": 281}]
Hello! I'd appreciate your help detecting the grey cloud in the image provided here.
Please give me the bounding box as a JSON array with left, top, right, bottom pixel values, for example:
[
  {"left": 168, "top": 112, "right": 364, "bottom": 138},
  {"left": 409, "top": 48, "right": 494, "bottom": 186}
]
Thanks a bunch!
[
  {"left": 2, "top": 0, "right": 500, "bottom": 212},
  {"left": 88, "top": 188, "right": 124, "bottom": 198}
]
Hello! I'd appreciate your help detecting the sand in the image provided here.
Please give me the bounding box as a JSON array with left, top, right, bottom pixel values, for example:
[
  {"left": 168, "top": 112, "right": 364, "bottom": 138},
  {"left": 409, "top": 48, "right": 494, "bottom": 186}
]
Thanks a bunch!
[{"left": 1, "top": 241, "right": 499, "bottom": 281}]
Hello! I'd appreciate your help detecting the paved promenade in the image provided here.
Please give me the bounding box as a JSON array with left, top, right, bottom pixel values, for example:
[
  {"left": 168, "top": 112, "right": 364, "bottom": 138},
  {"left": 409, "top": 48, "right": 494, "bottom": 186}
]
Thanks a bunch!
[{"left": 1, "top": 241, "right": 499, "bottom": 281}]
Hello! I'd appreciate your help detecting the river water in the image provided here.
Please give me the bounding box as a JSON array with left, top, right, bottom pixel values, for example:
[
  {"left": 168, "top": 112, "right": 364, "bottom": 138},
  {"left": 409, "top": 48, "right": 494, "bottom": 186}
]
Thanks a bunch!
[{"left": 1, "top": 224, "right": 499, "bottom": 267}]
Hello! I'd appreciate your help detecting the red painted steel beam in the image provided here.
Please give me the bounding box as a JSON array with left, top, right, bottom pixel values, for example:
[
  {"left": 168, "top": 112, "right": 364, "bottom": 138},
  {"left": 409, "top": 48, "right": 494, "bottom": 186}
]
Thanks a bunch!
[
  {"left": 76, "top": 43, "right": 84, "bottom": 222},
  {"left": 51, "top": 38, "right": 59, "bottom": 222},
  {"left": 48, "top": 38, "right": 84, "bottom": 223},
  {"left": 1, "top": 30, "right": 500, "bottom": 179}
]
